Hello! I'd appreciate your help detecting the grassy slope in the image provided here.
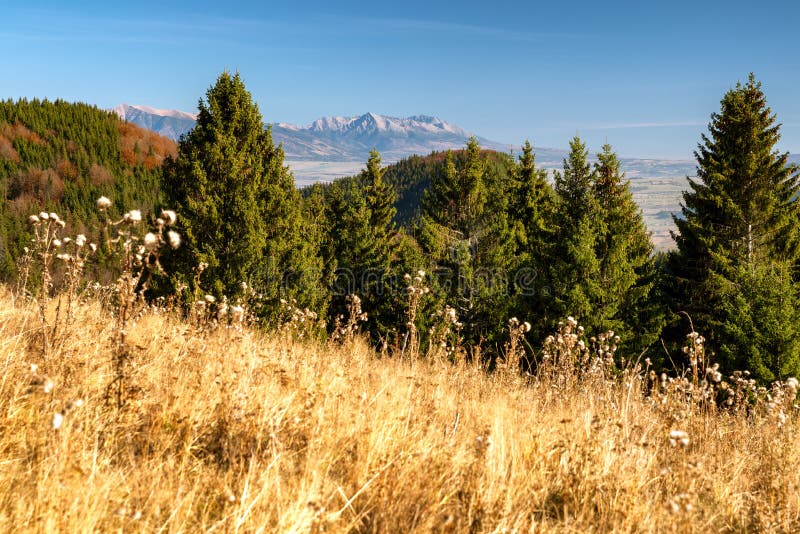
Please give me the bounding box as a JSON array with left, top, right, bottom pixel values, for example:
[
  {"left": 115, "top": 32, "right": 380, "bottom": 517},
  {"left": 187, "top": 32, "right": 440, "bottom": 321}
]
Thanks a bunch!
[{"left": 0, "top": 289, "right": 798, "bottom": 532}]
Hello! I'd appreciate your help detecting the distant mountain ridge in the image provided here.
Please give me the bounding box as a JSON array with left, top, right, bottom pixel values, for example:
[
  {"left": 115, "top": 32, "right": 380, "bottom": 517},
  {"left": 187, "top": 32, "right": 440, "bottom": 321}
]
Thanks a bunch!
[
  {"left": 113, "top": 104, "right": 197, "bottom": 141},
  {"left": 112, "top": 104, "right": 522, "bottom": 162}
]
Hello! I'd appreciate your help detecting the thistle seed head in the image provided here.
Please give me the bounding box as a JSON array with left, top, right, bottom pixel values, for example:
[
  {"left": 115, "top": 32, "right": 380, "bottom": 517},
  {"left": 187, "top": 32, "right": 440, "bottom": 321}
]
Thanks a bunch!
[
  {"left": 160, "top": 210, "right": 177, "bottom": 225},
  {"left": 143, "top": 232, "right": 158, "bottom": 249},
  {"left": 167, "top": 230, "right": 181, "bottom": 249},
  {"left": 124, "top": 210, "right": 142, "bottom": 224}
]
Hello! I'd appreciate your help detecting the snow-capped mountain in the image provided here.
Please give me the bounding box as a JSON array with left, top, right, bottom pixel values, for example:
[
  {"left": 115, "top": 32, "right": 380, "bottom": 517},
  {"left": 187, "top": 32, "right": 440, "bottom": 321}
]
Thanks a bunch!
[
  {"left": 112, "top": 105, "right": 513, "bottom": 161},
  {"left": 272, "top": 112, "right": 516, "bottom": 161},
  {"left": 113, "top": 104, "right": 198, "bottom": 141}
]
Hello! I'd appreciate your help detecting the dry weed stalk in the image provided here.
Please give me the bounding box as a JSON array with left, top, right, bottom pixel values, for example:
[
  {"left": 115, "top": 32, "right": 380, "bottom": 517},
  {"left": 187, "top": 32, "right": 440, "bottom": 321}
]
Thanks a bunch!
[
  {"left": 280, "top": 297, "right": 320, "bottom": 340},
  {"left": 402, "top": 271, "right": 428, "bottom": 357},
  {"left": 24, "top": 211, "right": 97, "bottom": 359},
  {"left": 428, "top": 304, "right": 464, "bottom": 362},
  {"left": 26, "top": 211, "right": 65, "bottom": 358},
  {"left": 498, "top": 316, "right": 531, "bottom": 375},
  {"left": 97, "top": 197, "right": 180, "bottom": 407},
  {"left": 331, "top": 294, "right": 367, "bottom": 344},
  {"left": 531, "top": 317, "right": 627, "bottom": 407}
]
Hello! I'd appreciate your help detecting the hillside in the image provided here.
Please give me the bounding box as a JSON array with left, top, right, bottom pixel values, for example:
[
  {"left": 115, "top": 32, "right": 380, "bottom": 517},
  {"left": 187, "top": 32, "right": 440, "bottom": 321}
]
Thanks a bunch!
[
  {"left": 1, "top": 288, "right": 798, "bottom": 531},
  {"left": 320, "top": 149, "right": 688, "bottom": 250},
  {"left": 0, "top": 99, "right": 175, "bottom": 277}
]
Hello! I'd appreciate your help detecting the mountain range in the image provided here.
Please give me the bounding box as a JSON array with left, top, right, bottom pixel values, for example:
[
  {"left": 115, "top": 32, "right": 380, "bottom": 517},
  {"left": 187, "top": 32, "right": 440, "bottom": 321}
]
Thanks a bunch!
[{"left": 113, "top": 104, "right": 566, "bottom": 163}]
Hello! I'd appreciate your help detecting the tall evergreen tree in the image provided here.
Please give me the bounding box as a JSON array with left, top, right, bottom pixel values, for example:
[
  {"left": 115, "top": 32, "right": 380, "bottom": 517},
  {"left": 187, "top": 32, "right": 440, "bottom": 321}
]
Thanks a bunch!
[
  {"left": 363, "top": 148, "right": 396, "bottom": 237},
  {"left": 509, "top": 140, "right": 555, "bottom": 339},
  {"left": 666, "top": 74, "right": 800, "bottom": 381},
  {"left": 324, "top": 150, "right": 401, "bottom": 343},
  {"left": 361, "top": 148, "right": 405, "bottom": 340},
  {"left": 326, "top": 181, "right": 380, "bottom": 296},
  {"left": 161, "top": 72, "right": 325, "bottom": 322},
  {"left": 549, "top": 136, "right": 603, "bottom": 330},
  {"left": 419, "top": 137, "right": 515, "bottom": 351},
  {"left": 592, "top": 144, "right": 662, "bottom": 354}
]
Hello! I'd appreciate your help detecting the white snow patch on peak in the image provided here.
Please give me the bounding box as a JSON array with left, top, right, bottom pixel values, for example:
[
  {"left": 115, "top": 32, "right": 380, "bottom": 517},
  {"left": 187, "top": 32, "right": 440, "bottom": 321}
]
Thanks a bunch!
[
  {"left": 113, "top": 103, "right": 197, "bottom": 121},
  {"left": 365, "top": 112, "right": 387, "bottom": 129},
  {"left": 309, "top": 115, "right": 359, "bottom": 132},
  {"left": 111, "top": 104, "right": 129, "bottom": 119},
  {"left": 271, "top": 112, "right": 476, "bottom": 139}
]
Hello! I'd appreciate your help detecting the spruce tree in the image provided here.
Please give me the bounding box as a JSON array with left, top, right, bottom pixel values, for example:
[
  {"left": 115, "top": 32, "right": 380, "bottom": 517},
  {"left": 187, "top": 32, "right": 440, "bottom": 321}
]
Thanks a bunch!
[
  {"left": 363, "top": 148, "right": 396, "bottom": 237},
  {"left": 325, "top": 150, "right": 400, "bottom": 343},
  {"left": 360, "top": 148, "right": 403, "bottom": 340},
  {"left": 592, "top": 144, "right": 662, "bottom": 354},
  {"left": 509, "top": 140, "right": 555, "bottom": 339},
  {"left": 326, "top": 181, "right": 380, "bottom": 297},
  {"left": 549, "top": 136, "right": 602, "bottom": 330},
  {"left": 666, "top": 74, "right": 800, "bottom": 381},
  {"left": 419, "top": 137, "right": 515, "bottom": 351},
  {"left": 161, "top": 72, "right": 325, "bottom": 322}
]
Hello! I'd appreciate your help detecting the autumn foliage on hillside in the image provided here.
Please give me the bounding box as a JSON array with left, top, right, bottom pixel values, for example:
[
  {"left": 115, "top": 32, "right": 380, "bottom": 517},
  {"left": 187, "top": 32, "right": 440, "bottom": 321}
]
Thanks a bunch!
[
  {"left": 118, "top": 121, "right": 177, "bottom": 170},
  {"left": 0, "top": 99, "right": 172, "bottom": 278}
]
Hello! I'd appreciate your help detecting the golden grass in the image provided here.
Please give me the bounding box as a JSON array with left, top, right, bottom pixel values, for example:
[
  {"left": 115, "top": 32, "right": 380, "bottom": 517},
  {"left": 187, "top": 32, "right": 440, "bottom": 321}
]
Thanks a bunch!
[{"left": 1, "top": 287, "right": 799, "bottom": 532}]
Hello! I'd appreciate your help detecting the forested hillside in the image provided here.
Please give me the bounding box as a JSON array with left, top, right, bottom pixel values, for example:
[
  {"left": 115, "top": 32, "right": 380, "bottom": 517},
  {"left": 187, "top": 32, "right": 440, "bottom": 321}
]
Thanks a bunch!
[
  {"left": 0, "top": 99, "right": 173, "bottom": 277},
  {"left": 303, "top": 149, "right": 515, "bottom": 228}
]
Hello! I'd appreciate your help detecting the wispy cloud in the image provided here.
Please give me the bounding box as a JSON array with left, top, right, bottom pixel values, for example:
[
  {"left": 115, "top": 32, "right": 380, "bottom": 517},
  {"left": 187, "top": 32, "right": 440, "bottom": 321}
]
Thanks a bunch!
[
  {"left": 332, "top": 16, "right": 590, "bottom": 43},
  {"left": 583, "top": 121, "right": 705, "bottom": 130},
  {"left": 0, "top": 7, "right": 285, "bottom": 47}
]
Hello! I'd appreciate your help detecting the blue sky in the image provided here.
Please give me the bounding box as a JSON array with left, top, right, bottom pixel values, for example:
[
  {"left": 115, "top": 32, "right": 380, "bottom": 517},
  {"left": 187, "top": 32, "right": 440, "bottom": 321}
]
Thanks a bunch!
[{"left": 2, "top": 0, "right": 799, "bottom": 159}]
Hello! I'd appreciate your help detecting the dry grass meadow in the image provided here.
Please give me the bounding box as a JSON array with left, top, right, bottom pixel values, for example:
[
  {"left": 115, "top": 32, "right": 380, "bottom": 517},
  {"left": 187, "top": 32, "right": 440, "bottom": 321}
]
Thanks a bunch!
[{"left": 1, "top": 284, "right": 799, "bottom": 533}]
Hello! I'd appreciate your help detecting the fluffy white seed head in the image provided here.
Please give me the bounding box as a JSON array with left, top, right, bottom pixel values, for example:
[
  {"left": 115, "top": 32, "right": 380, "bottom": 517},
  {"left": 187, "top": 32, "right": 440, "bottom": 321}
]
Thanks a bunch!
[
  {"left": 167, "top": 230, "right": 181, "bottom": 249},
  {"left": 124, "top": 210, "right": 142, "bottom": 224},
  {"left": 160, "top": 210, "right": 177, "bottom": 225},
  {"left": 669, "top": 429, "right": 690, "bottom": 448},
  {"left": 97, "top": 196, "right": 112, "bottom": 210},
  {"left": 143, "top": 232, "right": 158, "bottom": 249}
]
